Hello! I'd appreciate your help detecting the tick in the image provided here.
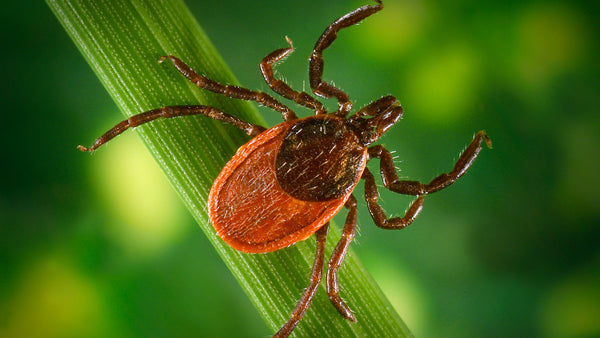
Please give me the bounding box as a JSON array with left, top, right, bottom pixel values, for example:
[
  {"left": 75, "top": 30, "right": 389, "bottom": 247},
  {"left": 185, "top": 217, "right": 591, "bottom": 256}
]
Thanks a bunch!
[{"left": 79, "top": 1, "right": 491, "bottom": 336}]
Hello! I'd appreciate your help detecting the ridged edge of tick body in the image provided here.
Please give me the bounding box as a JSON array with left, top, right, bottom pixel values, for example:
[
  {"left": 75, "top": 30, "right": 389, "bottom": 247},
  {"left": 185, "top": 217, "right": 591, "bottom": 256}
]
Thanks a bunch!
[{"left": 207, "top": 118, "right": 366, "bottom": 253}]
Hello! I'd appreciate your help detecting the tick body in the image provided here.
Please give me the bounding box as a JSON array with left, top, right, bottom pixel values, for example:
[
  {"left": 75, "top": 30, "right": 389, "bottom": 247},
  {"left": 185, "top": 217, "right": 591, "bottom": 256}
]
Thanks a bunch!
[
  {"left": 209, "top": 115, "right": 367, "bottom": 253},
  {"left": 79, "top": 1, "right": 491, "bottom": 337}
]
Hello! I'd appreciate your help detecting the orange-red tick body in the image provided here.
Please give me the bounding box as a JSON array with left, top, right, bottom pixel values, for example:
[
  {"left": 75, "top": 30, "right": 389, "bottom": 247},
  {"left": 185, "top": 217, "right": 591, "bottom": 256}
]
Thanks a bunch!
[{"left": 209, "top": 115, "right": 367, "bottom": 253}]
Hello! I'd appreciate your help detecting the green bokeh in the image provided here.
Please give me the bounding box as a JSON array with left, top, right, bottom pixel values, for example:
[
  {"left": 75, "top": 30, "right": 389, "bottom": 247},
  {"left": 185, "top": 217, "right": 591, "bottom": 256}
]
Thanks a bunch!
[{"left": 2, "top": 0, "right": 598, "bottom": 337}]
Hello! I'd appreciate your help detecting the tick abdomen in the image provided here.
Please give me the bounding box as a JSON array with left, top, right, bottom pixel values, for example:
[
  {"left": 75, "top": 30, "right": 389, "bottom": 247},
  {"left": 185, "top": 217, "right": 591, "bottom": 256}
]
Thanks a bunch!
[{"left": 208, "top": 122, "right": 355, "bottom": 253}]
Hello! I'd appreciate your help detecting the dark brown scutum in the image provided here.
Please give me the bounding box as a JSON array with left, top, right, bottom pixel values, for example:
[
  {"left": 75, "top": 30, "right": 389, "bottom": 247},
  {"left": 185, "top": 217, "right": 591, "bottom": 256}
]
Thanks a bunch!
[{"left": 275, "top": 116, "right": 366, "bottom": 202}]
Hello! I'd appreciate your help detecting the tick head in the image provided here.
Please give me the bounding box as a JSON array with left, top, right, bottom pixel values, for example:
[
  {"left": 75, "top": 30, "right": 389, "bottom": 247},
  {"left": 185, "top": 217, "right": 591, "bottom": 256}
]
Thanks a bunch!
[{"left": 347, "top": 96, "right": 403, "bottom": 146}]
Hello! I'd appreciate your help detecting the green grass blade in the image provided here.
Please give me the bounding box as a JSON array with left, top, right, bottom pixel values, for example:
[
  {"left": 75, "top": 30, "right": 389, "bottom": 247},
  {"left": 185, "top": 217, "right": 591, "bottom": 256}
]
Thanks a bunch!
[{"left": 46, "top": 0, "right": 412, "bottom": 336}]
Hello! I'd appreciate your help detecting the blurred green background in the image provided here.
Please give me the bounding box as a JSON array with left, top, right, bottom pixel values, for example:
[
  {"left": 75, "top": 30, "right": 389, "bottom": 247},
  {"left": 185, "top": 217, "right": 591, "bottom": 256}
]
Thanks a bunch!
[{"left": 2, "top": 0, "right": 599, "bottom": 337}]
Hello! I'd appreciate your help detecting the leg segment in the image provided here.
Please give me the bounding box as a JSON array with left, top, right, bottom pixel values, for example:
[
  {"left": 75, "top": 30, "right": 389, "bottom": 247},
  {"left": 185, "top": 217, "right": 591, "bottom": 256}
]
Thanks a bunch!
[
  {"left": 260, "top": 37, "right": 326, "bottom": 114},
  {"left": 309, "top": 0, "right": 383, "bottom": 116},
  {"left": 275, "top": 223, "right": 330, "bottom": 338},
  {"left": 362, "top": 168, "right": 424, "bottom": 229},
  {"left": 78, "top": 105, "right": 266, "bottom": 152},
  {"left": 162, "top": 55, "right": 297, "bottom": 121},
  {"left": 368, "top": 131, "right": 492, "bottom": 195},
  {"left": 326, "top": 194, "right": 358, "bottom": 322}
]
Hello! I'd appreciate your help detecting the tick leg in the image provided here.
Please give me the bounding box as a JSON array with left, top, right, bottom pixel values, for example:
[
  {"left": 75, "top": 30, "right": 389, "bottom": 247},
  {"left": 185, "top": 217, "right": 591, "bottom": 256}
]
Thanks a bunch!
[
  {"left": 309, "top": 0, "right": 383, "bottom": 116},
  {"left": 260, "top": 37, "right": 326, "bottom": 114},
  {"left": 368, "top": 131, "right": 492, "bottom": 195},
  {"left": 275, "top": 223, "right": 330, "bottom": 338},
  {"left": 326, "top": 194, "right": 358, "bottom": 322},
  {"left": 78, "top": 105, "right": 266, "bottom": 152},
  {"left": 363, "top": 167, "right": 424, "bottom": 229},
  {"left": 162, "top": 55, "right": 297, "bottom": 121}
]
